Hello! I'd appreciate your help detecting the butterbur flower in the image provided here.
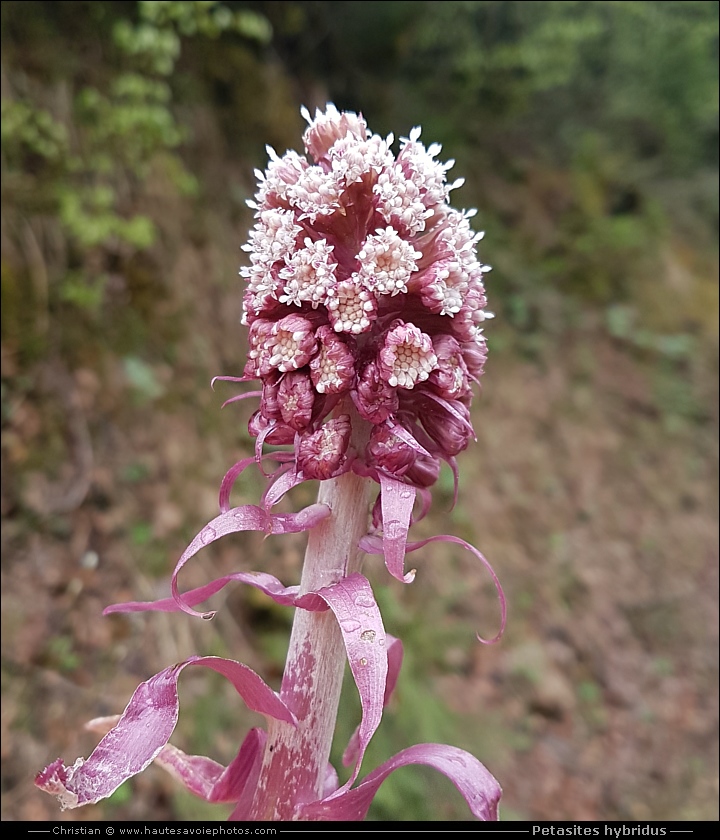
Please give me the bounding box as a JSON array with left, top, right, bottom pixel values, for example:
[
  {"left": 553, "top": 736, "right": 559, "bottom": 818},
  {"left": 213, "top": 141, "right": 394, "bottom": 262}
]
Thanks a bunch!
[
  {"left": 296, "top": 415, "right": 351, "bottom": 480},
  {"left": 365, "top": 425, "right": 417, "bottom": 478},
  {"left": 36, "top": 105, "right": 504, "bottom": 821},
  {"left": 277, "top": 372, "right": 314, "bottom": 431},
  {"left": 309, "top": 326, "right": 356, "bottom": 394}
]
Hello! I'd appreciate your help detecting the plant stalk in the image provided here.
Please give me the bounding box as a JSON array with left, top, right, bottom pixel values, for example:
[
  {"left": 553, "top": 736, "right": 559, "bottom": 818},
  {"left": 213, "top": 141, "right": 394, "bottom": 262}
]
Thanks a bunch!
[{"left": 247, "top": 421, "right": 373, "bottom": 820}]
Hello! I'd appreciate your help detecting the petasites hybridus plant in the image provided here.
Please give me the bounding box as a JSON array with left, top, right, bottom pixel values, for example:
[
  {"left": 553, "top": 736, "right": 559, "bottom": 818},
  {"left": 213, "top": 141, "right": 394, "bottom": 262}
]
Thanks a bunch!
[{"left": 36, "top": 104, "right": 505, "bottom": 821}]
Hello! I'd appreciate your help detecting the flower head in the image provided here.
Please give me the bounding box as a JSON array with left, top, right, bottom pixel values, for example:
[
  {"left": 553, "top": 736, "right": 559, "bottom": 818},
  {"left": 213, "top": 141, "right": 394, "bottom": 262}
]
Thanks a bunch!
[
  {"left": 377, "top": 320, "right": 438, "bottom": 389},
  {"left": 240, "top": 105, "right": 492, "bottom": 489}
]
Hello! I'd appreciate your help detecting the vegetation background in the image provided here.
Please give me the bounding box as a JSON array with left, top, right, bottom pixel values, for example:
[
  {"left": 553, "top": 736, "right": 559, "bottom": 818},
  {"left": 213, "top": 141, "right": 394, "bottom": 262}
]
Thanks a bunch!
[{"left": 1, "top": 0, "right": 718, "bottom": 822}]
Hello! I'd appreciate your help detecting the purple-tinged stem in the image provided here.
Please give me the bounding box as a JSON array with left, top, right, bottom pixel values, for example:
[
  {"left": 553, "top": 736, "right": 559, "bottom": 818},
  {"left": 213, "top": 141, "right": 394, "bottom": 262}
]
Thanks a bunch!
[{"left": 247, "top": 416, "right": 373, "bottom": 821}]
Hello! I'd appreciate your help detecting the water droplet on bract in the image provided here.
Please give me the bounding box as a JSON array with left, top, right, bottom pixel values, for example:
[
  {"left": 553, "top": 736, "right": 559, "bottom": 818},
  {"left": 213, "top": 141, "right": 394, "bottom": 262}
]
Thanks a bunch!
[
  {"left": 340, "top": 618, "right": 361, "bottom": 633},
  {"left": 378, "top": 637, "right": 386, "bottom": 646},
  {"left": 360, "top": 629, "right": 376, "bottom": 643},
  {"left": 399, "top": 486, "right": 414, "bottom": 500},
  {"left": 358, "top": 657, "right": 368, "bottom": 667},
  {"left": 384, "top": 519, "right": 404, "bottom": 540},
  {"left": 200, "top": 526, "right": 217, "bottom": 545},
  {"left": 353, "top": 594, "right": 375, "bottom": 609}
]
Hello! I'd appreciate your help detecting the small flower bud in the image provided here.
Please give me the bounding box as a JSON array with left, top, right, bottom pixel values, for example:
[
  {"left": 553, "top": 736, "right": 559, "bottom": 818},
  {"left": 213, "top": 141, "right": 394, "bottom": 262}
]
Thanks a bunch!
[
  {"left": 260, "top": 376, "right": 283, "bottom": 421},
  {"left": 356, "top": 227, "right": 421, "bottom": 297},
  {"left": 245, "top": 319, "right": 276, "bottom": 378},
  {"left": 248, "top": 410, "right": 296, "bottom": 445},
  {"left": 454, "top": 285, "right": 489, "bottom": 343},
  {"left": 256, "top": 148, "right": 307, "bottom": 208},
  {"left": 428, "top": 335, "right": 471, "bottom": 400},
  {"left": 404, "top": 453, "right": 441, "bottom": 488},
  {"left": 278, "top": 238, "right": 337, "bottom": 309},
  {"left": 268, "top": 313, "right": 318, "bottom": 373},
  {"left": 419, "top": 398, "right": 473, "bottom": 457},
  {"left": 296, "top": 416, "right": 352, "bottom": 480},
  {"left": 302, "top": 104, "right": 368, "bottom": 162},
  {"left": 353, "top": 361, "right": 399, "bottom": 424},
  {"left": 310, "top": 326, "right": 356, "bottom": 395},
  {"left": 461, "top": 336, "right": 488, "bottom": 381},
  {"left": 365, "top": 425, "right": 416, "bottom": 478},
  {"left": 397, "top": 127, "right": 455, "bottom": 208},
  {"left": 278, "top": 372, "right": 315, "bottom": 431}
]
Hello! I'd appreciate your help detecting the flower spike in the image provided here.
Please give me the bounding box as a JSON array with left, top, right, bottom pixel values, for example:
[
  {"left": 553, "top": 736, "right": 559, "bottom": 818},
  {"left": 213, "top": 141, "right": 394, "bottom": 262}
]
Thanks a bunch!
[{"left": 234, "top": 105, "right": 490, "bottom": 496}]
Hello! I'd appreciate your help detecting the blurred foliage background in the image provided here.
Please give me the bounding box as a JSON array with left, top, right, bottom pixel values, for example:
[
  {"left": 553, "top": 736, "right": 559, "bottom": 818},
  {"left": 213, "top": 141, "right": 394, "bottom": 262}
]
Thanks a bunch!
[{"left": 2, "top": 0, "right": 718, "bottom": 822}]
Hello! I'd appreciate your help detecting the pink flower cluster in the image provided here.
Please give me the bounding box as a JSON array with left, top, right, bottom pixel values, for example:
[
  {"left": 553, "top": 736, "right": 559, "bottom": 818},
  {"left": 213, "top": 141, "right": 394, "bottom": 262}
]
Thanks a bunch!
[{"left": 241, "top": 104, "right": 492, "bottom": 487}]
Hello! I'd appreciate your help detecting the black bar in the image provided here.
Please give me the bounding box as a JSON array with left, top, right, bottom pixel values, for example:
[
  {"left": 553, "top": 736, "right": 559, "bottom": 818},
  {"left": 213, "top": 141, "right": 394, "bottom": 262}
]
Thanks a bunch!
[{"left": 14, "top": 821, "right": 709, "bottom": 835}]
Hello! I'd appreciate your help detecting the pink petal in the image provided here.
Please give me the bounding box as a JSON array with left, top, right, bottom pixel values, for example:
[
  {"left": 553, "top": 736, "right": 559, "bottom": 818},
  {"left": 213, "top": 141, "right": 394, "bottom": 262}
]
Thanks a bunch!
[
  {"left": 225, "top": 727, "right": 276, "bottom": 821},
  {"left": 219, "top": 454, "right": 295, "bottom": 513},
  {"left": 342, "top": 635, "right": 403, "bottom": 768},
  {"left": 384, "top": 634, "right": 404, "bottom": 706},
  {"left": 387, "top": 421, "right": 432, "bottom": 458},
  {"left": 154, "top": 746, "right": 226, "bottom": 801},
  {"left": 105, "top": 570, "right": 327, "bottom": 616},
  {"left": 169, "top": 503, "right": 330, "bottom": 619},
  {"left": 360, "top": 533, "right": 506, "bottom": 644},
  {"left": 155, "top": 728, "right": 266, "bottom": 804},
  {"left": 423, "top": 391, "right": 476, "bottom": 439},
  {"left": 253, "top": 420, "right": 278, "bottom": 470},
  {"left": 35, "top": 656, "right": 296, "bottom": 809},
  {"left": 313, "top": 574, "right": 387, "bottom": 788},
  {"left": 211, "top": 375, "right": 254, "bottom": 388},
  {"left": 379, "top": 474, "right": 417, "bottom": 583},
  {"left": 218, "top": 457, "right": 260, "bottom": 513},
  {"left": 299, "top": 743, "right": 502, "bottom": 821},
  {"left": 201, "top": 728, "right": 266, "bottom": 806},
  {"left": 261, "top": 465, "right": 303, "bottom": 510},
  {"left": 220, "top": 390, "right": 262, "bottom": 410}
]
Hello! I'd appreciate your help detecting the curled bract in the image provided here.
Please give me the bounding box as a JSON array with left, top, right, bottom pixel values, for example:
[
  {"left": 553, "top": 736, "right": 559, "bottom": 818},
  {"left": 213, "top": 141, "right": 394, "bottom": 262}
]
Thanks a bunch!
[{"left": 37, "top": 575, "right": 501, "bottom": 820}]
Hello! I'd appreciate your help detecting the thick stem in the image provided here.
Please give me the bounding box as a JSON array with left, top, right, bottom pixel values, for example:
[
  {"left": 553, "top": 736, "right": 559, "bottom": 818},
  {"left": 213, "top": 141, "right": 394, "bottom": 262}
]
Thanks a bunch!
[{"left": 247, "top": 458, "right": 373, "bottom": 820}]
